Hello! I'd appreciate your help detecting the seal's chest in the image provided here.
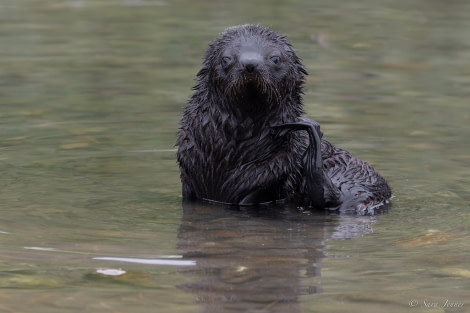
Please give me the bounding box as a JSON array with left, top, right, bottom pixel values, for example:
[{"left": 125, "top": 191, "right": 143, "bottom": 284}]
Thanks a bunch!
[{"left": 216, "top": 127, "right": 275, "bottom": 160}]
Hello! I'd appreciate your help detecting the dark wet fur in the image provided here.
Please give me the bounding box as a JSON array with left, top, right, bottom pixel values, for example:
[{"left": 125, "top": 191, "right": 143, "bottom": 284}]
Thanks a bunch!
[{"left": 176, "top": 25, "right": 391, "bottom": 215}]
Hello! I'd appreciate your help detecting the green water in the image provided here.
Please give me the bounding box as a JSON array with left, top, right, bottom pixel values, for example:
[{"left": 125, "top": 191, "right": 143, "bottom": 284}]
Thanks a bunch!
[{"left": 1, "top": 1, "right": 469, "bottom": 312}]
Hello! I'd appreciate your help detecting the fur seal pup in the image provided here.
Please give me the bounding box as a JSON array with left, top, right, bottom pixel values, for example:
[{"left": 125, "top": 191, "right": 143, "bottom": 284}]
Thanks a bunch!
[{"left": 176, "top": 25, "right": 391, "bottom": 215}]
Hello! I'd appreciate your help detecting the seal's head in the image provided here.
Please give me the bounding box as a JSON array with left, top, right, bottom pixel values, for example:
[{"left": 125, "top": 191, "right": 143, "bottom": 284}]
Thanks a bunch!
[{"left": 196, "top": 25, "right": 307, "bottom": 112}]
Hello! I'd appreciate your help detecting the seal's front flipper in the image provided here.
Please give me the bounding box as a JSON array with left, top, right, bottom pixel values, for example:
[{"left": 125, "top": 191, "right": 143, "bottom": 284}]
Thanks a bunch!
[
  {"left": 272, "top": 121, "right": 322, "bottom": 170},
  {"left": 272, "top": 120, "right": 341, "bottom": 209}
]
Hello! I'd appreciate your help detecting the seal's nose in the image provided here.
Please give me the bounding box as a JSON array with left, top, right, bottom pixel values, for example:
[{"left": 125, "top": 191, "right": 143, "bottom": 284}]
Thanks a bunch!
[
  {"left": 239, "top": 51, "right": 262, "bottom": 74},
  {"left": 244, "top": 62, "right": 257, "bottom": 73}
]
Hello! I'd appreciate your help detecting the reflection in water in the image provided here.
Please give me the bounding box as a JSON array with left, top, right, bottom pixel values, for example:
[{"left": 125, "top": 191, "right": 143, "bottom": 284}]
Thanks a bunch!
[{"left": 177, "top": 203, "right": 378, "bottom": 312}]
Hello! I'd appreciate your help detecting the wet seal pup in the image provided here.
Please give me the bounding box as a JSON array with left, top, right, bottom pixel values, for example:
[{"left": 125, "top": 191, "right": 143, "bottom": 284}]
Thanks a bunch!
[{"left": 176, "top": 25, "right": 391, "bottom": 215}]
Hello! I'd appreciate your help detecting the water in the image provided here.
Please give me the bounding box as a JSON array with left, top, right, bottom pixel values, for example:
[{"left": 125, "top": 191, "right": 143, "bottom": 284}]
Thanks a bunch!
[{"left": 1, "top": 1, "right": 469, "bottom": 312}]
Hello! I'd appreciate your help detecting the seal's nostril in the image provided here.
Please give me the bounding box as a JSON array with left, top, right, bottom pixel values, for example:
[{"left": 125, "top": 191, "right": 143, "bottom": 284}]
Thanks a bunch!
[
  {"left": 240, "top": 51, "right": 262, "bottom": 74},
  {"left": 245, "top": 63, "right": 256, "bottom": 73}
]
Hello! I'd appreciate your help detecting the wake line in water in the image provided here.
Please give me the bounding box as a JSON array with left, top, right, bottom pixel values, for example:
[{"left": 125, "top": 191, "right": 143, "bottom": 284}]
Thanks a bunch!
[
  {"left": 23, "top": 247, "right": 196, "bottom": 266},
  {"left": 93, "top": 256, "right": 196, "bottom": 266}
]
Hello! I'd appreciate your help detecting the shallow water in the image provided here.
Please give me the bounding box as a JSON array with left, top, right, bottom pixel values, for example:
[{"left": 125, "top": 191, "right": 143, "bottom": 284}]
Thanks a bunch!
[{"left": 1, "top": 1, "right": 469, "bottom": 312}]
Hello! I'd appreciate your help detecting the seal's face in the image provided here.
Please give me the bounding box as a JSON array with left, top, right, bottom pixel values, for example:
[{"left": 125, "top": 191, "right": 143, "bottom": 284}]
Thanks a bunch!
[
  {"left": 218, "top": 40, "right": 289, "bottom": 98},
  {"left": 198, "top": 25, "right": 307, "bottom": 110}
]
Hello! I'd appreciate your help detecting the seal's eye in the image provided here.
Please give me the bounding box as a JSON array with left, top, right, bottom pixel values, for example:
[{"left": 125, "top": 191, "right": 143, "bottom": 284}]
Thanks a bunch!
[
  {"left": 221, "top": 56, "right": 232, "bottom": 68},
  {"left": 270, "top": 56, "right": 281, "bottom": 65}
]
